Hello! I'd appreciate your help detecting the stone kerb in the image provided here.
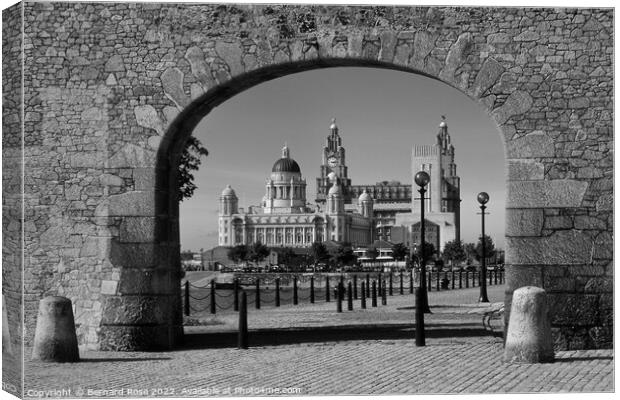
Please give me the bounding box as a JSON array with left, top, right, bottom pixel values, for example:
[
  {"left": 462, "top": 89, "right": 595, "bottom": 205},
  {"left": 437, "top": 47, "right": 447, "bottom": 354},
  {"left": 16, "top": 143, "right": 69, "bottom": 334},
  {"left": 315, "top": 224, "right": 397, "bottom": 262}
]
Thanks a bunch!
[{"left": 10, "top": 3, "right": 613, "bottom": 351}]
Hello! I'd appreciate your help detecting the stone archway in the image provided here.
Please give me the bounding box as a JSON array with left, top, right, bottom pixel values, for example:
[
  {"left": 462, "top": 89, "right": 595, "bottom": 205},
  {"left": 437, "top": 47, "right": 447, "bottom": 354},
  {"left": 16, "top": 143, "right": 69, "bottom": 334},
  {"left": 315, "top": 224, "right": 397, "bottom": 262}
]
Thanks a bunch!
[{"left": 4, "top": 3, "right": 612, "bottom": 351}]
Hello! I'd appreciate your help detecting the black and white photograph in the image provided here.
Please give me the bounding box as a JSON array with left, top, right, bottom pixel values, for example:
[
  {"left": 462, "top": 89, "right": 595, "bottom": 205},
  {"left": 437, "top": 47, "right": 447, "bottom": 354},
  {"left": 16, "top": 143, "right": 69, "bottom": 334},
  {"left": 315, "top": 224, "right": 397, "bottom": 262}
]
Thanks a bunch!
[{"left": 1, "top": 0, "right": 614, "bottom": 398}]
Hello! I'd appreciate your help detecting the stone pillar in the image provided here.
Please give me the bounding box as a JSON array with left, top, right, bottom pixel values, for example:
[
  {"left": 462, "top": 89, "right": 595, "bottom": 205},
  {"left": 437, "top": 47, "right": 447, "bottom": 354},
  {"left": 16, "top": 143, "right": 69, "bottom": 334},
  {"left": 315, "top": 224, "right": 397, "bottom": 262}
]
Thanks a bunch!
[
  {"left": 504, "top": 286, "right": 554, "bottom": 363},
  {"left": 32, "top": 297, "right": 79, "bottom": 362}
]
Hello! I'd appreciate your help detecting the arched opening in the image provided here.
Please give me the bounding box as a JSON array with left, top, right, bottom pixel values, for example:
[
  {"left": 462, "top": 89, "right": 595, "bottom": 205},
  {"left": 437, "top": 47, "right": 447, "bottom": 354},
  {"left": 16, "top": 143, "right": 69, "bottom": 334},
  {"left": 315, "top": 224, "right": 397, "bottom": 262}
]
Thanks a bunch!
[{"left": 157, "top": 59, "right": 507, "bottom": 345}]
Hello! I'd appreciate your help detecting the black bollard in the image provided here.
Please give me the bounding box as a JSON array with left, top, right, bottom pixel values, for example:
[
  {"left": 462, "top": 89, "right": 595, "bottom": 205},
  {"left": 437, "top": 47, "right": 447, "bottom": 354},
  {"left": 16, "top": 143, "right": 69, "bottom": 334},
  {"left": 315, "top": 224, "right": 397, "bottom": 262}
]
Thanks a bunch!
[
  {"left": 400, "top": 271, "right": 404, "bottom": 295},
  {"left": 389, "top": 273, "right": 393, "bottom": 296},
  {"left": 353, "top": 275, "right": 358, "bottom": 300},
  {"left": 255, "top": 278, "right": 260, "bottom": 309},
  {"left": 372, "top": 281, "right": 377, "bottom": 307},
  {"left": 326, "top": 276, "right": 330, "bottom": 302},
  {"left": 234, "top": 279, "right": 239, "bottom": 311},
  {"left": 293, "top": 278, "right": 298, "bottom": 305},
  {"left": 361, "top": 282, "right": 366, "bottom": 309},
  {"left": 366, "top": 274, "right": 370, "bottom": 298},
  {"left": 494, "top": 270, "right": 498, "bottom": 285},
  {"left": 472, "top": 271, "right": 476, "bottom": 287},
  {"left": 347, "top": 282, "right": 353, "bottom": 311},
  {"left": 409, "top": 271, "right": 414, "bottom": 294},
  {"left": 337, "top": 282, "right": 343, "bottom": 313},
  {"left": 436, "top": 271, "right": 440, "bottom": 291},
  {"left": 210, "top": 279, "right": 216, "bottom": 314},
  {"left": 275, "top": 278, "right": 280, "bottom": 307},
  {"left": 310, "top": 277, "right": 315, "bottom": 304},
  {"left": 377, "top": 274, "right": 382, "bottom": 297},
  {"left": 451, "top": 271, "right": 455, "bottom": 289},
  {"left": 381, "top": 280, "right": 387, "bottom": 305},
  {"left": 238, "top": 291, "right": 248, "bottom": 349},
  {"left": 466, "top": 271, "right": 470, "bottom": 288},
  {"left": 184, "top": 281, "right": 190, "bottom": 316}
]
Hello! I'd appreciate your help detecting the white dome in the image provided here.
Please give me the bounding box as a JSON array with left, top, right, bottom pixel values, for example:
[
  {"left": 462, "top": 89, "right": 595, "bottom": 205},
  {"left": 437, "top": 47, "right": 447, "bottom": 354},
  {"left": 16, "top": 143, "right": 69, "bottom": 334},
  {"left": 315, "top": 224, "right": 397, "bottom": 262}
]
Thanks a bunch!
[
  {"left": 221, "top": 185, "right": 236, "bottom": 197},
  {"left": 358, "top": 190, "right": 372, "bottom": 203},
  {"left": 328, "top": 182, "right": 342, "bottom": 196}
]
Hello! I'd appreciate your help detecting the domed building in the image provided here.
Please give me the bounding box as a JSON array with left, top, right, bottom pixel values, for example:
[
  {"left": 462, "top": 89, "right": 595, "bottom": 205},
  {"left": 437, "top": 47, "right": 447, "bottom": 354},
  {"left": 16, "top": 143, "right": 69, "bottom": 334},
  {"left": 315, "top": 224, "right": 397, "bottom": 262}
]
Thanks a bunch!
[{"left": 218, "top": 144, "right": 374, "bottom": 248}]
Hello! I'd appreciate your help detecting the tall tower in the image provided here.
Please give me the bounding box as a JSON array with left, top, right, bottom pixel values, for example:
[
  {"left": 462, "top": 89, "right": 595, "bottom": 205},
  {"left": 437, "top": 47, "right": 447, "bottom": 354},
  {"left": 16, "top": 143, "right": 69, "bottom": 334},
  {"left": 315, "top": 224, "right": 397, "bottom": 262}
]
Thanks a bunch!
[
  {"left": 399, "top": 116, "right": 461, "bottom": 251},
  {"left": 218, "top": 185, "right": 238, "bottom": 246},
  {"left": 316, "top": 118, "right": 352, "bottom": 204},
  {"left": 326, "top": 182, "right": 345, "bottom": 242}
]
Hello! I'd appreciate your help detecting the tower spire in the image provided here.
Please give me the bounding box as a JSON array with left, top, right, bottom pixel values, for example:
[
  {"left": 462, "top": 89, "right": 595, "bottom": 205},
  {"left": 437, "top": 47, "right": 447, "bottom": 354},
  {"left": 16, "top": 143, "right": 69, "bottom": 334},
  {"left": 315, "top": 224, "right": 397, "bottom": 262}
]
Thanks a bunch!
[{"left": 282, "top": 142, "right": 290, "bottom": 158}]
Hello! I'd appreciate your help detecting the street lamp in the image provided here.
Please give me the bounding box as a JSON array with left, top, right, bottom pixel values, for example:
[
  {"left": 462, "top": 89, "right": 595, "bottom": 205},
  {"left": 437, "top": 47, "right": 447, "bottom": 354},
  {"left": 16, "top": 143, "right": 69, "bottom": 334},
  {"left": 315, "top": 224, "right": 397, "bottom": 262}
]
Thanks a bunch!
[
  {"left": 477, "top": 192, "right": 490, "bottom": 303},
  {"left": 414, "top": 170, "right": 431, "bottom": 346}
]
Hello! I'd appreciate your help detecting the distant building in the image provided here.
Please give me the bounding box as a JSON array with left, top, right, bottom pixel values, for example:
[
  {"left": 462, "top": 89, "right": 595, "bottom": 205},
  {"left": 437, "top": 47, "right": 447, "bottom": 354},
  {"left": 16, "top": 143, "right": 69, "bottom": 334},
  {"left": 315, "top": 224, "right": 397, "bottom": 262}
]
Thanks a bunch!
[
  {"left": 218, "top": 144, "right": 374, "bottom": 249},
  {"left": 316, "top": 117, "right": 460, "bottom": 250},
  {"left": 395, "top": 116, "right": 461, "bottom": 252}
]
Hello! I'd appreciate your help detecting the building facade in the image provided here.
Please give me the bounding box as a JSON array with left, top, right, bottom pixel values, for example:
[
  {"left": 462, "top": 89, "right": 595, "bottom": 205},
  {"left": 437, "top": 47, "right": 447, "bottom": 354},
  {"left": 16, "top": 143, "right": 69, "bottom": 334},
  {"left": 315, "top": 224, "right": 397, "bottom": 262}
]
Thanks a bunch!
[
  {"left": 395, "top": 117, "right": 461, "bottom": 251},
  {"left": 218, "top": 145, "right": 374, "bottom": 248}
]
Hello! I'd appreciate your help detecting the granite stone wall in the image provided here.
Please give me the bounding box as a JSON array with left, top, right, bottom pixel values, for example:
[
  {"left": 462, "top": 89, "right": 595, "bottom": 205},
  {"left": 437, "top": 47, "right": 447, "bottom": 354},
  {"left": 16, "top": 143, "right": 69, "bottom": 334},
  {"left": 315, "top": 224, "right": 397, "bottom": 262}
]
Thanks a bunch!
[{"left": 2, "top": 3, "right": 613, "bottom": 350}]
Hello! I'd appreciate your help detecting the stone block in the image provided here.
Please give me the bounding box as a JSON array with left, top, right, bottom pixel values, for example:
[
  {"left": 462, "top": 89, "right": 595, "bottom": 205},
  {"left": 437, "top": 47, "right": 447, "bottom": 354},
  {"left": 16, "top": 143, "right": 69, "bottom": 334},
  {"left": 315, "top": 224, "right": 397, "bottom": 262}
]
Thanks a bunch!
[
  {"left": 101, "top": 295, "right": 173, "bottom": 325},
  {"left": 506, "top": 230, "right": 594, "bottom": 265},
  {"left": 98, "top": 325, "right": 175, "bottom": 351},
  {"left": 471, "top": 57, "right": 504, "bottom": 98},
  {"left": 134, "top": 105, "right": 164, "bottom": 136},
  {"left": 119, "top": 217, "right": 158, "bottom": 243},
  {"left": 439, "top": 32, "right": 473, "bottom": 83},
  {"left": 507, "top": 159, "right": 544, "bottom": 181},
  {"left": 161, "top": 67, "right": 190, "bottom": 109},
  {"left": 593, "top": 232, "right": 612, "bottom": 260},
  {"left": 506, "top": 265, "right": 543, "bottom": 291},
  {"left": 507, "top": 180, "right": 588, "bottom": 208},
  {"left": 506, "top": 131, "right": 555, "bottom": 158},
  {"left": 107, "top": 144, "right": 156, "bottom": 168},
  {"left": 108, "top": 191, "right": 155, "bottom": 217},
  {"left": 215, "top": 41, "right": 244, "bottom": 77},
  {"left": 109, "top": 241, "right": 174, "bottom": 268},
  {"left": 505, "top": 208, "right": 543, "bottom": 236},
  {"left": 104, "top": 55, "right": 125, "bottom": 72},
  {"left": 547, "top": 293, "right": 599, "bottom": 326},
  {"left": 583, "top": 277, "right": 612, "bottom": 294},
  {"left": 543, "top": 215, "right": 572, "bottom": 229},
  {"left": 118, "top": 269, "right": 175, "bottom": 295},
  {"left": 185, "top": 46, "right": 216, "bottom": 89},
  {"left": 100, "top": 280, "right": 118, "bottom": 295},
  {"left": 574, "top": 216, "right": 607, "bottom": 230},
  {"left": 491, "top": 90, "right": 533, "bottom": 125}
]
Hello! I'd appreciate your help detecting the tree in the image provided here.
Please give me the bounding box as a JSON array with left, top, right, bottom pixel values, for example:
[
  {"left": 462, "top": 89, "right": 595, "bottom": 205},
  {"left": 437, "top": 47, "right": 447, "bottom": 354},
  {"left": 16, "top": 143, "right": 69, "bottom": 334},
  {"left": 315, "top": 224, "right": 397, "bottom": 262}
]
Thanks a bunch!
[
  {"left": 279, "top": 247, "right": 297, "bottom": 270},
  {"left": 178, "top": 136, "right": 209, "bottom": 201},
  {"left": 475, "top": 235, "right": 497, "bottom": 261},
  {"left": 227, "top": 244, "right": 248, "bottom": 264},
  {"left": 442, "top": 240, "right": 467, "bottom": 267},
  {"left": 464, "top": 242, "right": 477, "bottom": 264},
  {"left": 412, "top": 242, "right": 436, "bottom": 265},
  {"left": 310, "top": 242, "right": 329, "bottom": 266},
  {"left": 391, "top": 242, "right": 408, "bottom": 261},
  {"left": 248, "top": 242, "right": 270, "bottom": 265},
  {"left": 335, "top": 243, "right": 356, "bottom": 267}
]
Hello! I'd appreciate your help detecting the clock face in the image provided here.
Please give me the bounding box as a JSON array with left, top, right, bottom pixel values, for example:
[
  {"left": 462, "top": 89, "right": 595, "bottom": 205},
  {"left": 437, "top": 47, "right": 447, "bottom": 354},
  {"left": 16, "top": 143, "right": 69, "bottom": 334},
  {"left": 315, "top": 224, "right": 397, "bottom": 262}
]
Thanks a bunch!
[{"left": 327, "top": 156, "right": 339, "bottom": 167}]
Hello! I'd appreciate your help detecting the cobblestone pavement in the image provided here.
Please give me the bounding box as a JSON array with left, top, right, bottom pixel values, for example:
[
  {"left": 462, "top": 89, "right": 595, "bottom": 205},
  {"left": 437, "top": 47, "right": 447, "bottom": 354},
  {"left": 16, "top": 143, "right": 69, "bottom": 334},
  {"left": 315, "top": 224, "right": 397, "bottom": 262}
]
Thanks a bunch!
[{"left": 20, "top": 285, "right": 614, "bottom": 397}]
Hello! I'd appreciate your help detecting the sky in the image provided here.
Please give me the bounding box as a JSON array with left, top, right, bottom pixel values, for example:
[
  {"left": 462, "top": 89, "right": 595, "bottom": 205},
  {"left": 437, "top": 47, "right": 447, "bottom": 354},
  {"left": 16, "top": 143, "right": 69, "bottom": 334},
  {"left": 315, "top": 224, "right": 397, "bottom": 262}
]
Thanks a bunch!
[{"left": 180, "top": 67, "right": 507, "bottom": 252}]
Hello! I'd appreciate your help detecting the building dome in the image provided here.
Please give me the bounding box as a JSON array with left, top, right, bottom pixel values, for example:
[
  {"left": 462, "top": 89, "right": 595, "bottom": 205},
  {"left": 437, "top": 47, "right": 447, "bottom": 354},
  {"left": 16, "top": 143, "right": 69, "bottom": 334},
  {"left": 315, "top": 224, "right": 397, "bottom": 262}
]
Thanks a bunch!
[
  {"left": 358, "top": 190, "right": 372, "bottom": 203},
  {"left": 328, "top": 182, "right": 342, "bottom": 196},
  {"left": 221, "top": 185, "right": 237, "bottom": 197},
  {"left": 272, "top": 158, "right": 301, "bottom": 173}
]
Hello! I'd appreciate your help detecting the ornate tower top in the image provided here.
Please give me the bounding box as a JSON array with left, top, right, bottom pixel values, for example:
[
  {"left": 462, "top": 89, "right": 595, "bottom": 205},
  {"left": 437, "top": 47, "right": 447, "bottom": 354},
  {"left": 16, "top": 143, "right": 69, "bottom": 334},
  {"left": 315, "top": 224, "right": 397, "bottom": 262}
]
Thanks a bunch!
[{"left": 281, "top": 142, "right": 289, "bottom": 158}]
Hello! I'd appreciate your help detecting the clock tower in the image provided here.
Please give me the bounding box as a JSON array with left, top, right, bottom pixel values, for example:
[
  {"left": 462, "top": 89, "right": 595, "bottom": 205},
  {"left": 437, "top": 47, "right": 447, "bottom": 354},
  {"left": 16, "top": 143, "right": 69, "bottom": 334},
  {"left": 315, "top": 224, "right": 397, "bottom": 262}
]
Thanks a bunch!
[{"left": 316, "top": 118, "right": 352, "bottom": 204}]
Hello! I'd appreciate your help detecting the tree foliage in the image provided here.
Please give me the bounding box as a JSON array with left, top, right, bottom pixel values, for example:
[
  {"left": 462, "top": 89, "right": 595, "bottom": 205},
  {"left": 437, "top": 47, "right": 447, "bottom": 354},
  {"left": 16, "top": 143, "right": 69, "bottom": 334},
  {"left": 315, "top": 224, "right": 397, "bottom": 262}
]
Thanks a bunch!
[
  {"left": 248, "top": 242, "right": 270, "bottom": 265},
  {"left": 391, "top": 242, "right": 409, "bottom": 261},
  {"left": 310, "top": 242, "right": 329, "bottom": 265},
  {"left": 475, "top": 235, "right": 496, "bottom": 261},
  {"left": 178, "top": 136, "right": 209, "bottom": 201},
  {"left": 227, "top": 245, "right": 248, "bottom": 264},
  {"left": 442, "top": 240, "right": 467, "bottom": 265},
  {"left": 335, "top": 243, "right": 357, "bottom": 266},
  {"left": 412, "top": 241, "right": 436, "bottom": 265}
]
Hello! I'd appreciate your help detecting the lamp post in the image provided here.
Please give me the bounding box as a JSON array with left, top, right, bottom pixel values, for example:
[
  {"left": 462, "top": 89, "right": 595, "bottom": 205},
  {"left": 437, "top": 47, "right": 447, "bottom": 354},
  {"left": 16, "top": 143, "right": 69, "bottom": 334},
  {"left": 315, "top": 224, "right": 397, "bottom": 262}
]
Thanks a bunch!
[
  {"left": 477, "top": 192, "right": 490, "bottom": 303},
  {"left": 414, "top": 171, "right": 431, "bottom": 347}
]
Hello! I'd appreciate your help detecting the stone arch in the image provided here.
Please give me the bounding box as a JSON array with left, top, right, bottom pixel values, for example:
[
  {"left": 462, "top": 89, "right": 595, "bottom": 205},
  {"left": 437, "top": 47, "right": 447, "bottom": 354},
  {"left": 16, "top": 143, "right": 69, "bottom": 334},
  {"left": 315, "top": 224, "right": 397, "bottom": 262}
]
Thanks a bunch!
[{"left": 8, "top": 3, "right": 612, "bottom": 351}]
